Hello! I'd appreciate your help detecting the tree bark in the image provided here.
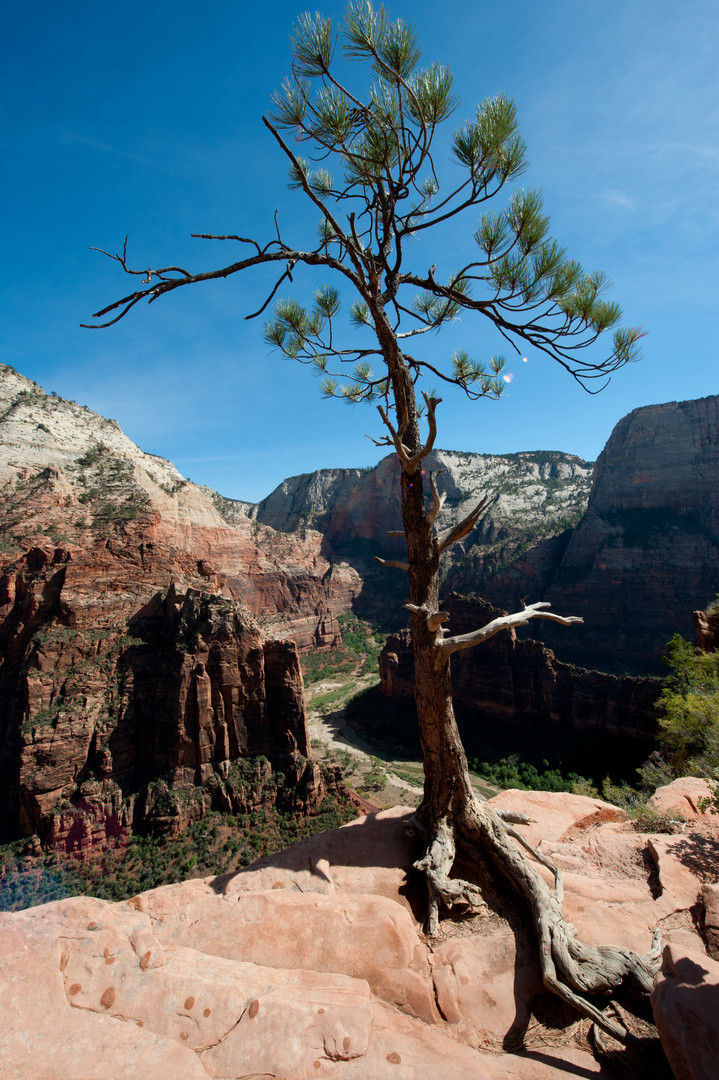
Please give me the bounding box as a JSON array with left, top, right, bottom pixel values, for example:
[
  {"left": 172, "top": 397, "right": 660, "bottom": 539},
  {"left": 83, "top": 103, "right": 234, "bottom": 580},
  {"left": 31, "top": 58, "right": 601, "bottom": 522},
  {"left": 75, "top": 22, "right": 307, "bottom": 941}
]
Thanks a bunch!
[{"left": 386, "top": 359, "right": 661, "bottom": 1045}]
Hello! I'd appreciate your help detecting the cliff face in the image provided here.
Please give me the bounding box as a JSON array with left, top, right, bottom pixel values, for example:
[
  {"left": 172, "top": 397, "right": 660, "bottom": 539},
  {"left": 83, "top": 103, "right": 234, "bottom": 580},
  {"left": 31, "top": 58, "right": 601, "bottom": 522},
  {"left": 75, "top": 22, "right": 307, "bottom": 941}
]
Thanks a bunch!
[
  {"left": 520, "top": 396, "right": 719, "bottom": 672},
  {"left": 0, "top": 533, "right": 332, "bottom": 844},
  {"left": 253, "top": 448, "right": 593, "bottom": 628},
  {"left": 0, "top": 365, "right": 360, "bottom": 653},
  {"left": 379, "top": 595, "right": 661, "bottom": 776},
  {"left": 253, "top": 394, "right": 719, "bottom": 672},
  {"left": 0, "top": 366, "right": 355, "bottom": 843},
  {"left": 255, "top": 448, "right": 592, "bottom": 555}
]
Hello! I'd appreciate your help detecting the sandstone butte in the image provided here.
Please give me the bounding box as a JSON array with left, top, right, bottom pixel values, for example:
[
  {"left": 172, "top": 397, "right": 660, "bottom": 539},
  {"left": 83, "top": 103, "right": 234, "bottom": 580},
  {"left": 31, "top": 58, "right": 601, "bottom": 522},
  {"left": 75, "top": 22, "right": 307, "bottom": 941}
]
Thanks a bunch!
[
  {"left": 0, "top": 364, "right": 362, "bottom": 843},
  {"left": 2, "top": 781, "right": 719, "bottom": 1080}
]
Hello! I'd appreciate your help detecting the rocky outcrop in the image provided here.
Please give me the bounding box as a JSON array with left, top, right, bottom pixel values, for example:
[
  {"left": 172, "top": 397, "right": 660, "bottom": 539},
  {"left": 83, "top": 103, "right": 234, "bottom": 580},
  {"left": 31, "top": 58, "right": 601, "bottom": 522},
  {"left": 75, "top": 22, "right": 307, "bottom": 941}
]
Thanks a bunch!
[
  {"left": 3, "top": 789, "right": 718, "bottom": 1077},
  {"left": 254, "top": 446, "right": 593, "bottom": 565},
  {"left": 0, "top": 365, "right": 361, "bottom": 844},
  {"left": 520, "top": 396, "right": 719, "bottom": 672},
  {"left": 379, "top": 595, "right": 661, "bottom": 776},
  {"left": 0, "top": 364, "right": 361, "bottom": 653},
  {"left": 651, "top": 944, "right": 719, "bottom": 1080},
  {"left": 0, "top": 532, "right": 334, "bottom": 843}
]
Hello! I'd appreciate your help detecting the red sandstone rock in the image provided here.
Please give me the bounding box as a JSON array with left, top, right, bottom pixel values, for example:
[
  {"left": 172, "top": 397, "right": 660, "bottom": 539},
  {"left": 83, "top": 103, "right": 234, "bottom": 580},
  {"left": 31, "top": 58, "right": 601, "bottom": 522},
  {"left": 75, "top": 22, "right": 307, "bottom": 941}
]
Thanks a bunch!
[
  {"left": 702, "top": 884, "right": 719, "bottom": 961},
  {"left": 647, "top": 777, "right": 713, "bottom": 819},
  {"left": 651, "top": 944, "right": 719, "bottom": 1080},
  {"left": 0, "top": 795, "right": 643, "bottom": 1079}
]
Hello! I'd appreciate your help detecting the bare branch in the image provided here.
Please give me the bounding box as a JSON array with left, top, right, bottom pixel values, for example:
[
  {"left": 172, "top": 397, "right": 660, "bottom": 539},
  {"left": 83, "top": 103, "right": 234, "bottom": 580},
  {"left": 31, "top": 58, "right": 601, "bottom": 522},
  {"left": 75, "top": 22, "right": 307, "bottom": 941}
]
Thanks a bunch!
[
  {"left": 377, "top": 403, "right": 413, "bottom": 469},
  {"left": 244, "top": 262, "right": 296, "bottom": 320},
  {"left": 440, "top": 601, "right": 583, "bottom": 659},
  {"left": 427, "top": 611, "right": 450, "bottom": 632},
  {"left": 385, "top": 530, "right": 405, "bottom": 537},
  {"left": 436, "top": 493, "right": 494, "bottom": 553},
  {"left": 373, "top": 556, "right": 409, "bottom": 571},
  {"left": 403, "top": 603, "right": 450, "bottom": 633},
  {"left": 191, "top": 233, "right": 264, "bottom": 255},
  {"left": 426, "top": 470, "right": 447, "bottom": 526},
  {"left": 82, "top": 244, "right": 364, "bottom": 329},
  {"left": 365, "top": 431, "right": 394, "bottom": 448},
  {"left": 402, "top": 391, "right": 441, "bottom": 472}
]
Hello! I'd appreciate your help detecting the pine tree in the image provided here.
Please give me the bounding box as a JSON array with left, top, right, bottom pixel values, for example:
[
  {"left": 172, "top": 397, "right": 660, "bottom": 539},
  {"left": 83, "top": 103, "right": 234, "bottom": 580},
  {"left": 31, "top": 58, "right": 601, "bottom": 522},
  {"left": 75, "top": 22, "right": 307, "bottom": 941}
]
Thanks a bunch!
[{"left": 85, "top": 3, "right": 656, "bottom": 1041}]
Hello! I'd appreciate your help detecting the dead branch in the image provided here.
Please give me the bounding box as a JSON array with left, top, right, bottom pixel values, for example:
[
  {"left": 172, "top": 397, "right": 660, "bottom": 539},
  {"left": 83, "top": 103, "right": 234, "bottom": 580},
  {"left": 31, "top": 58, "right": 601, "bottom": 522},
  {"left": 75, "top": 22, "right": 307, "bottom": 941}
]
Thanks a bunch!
[
  {"left": 376, "top": 393, "right": 440, "bottom": 475},
  {"left": 426, "top": 469, "right": 447, "bottom": 526},
  {"left": 376, "top": 400, "right": 412, "bottom": 468},
  {"left": 373, "top": 556, "right": 410, "bottom": 571},
  {"left": 436, "top": 493, "right": 494, "bottom": 553},
  {"left": 403, "top": 602, "right": 450, "bottom": 633},
  {"left": 440, "top": 601, "right": 583, "bottom": 659}
]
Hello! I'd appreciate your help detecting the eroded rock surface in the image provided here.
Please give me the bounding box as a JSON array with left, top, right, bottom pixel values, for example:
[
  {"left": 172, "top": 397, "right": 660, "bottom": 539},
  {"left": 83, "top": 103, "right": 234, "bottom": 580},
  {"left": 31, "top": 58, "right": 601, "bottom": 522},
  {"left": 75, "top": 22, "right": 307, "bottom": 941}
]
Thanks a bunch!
[
  {"left": 4, "top": 788, "right": 719, "bottom": 1077},
  {"left": 0, "top": 366, "right": 355, "bottom": 843}
]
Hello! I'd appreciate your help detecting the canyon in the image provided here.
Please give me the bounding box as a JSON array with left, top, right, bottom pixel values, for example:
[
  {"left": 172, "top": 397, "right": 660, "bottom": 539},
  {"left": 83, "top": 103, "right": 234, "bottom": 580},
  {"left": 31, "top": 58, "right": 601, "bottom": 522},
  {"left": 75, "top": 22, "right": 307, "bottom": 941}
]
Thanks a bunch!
[
  {"left": 251, "top": 394, "right": 719, "bottom": 674},
  {"left": 0, "top": 366, "right": 356, "bottom": 843},
  {"left": 3, "top": 360, "right": 719, "bottom": 847}
]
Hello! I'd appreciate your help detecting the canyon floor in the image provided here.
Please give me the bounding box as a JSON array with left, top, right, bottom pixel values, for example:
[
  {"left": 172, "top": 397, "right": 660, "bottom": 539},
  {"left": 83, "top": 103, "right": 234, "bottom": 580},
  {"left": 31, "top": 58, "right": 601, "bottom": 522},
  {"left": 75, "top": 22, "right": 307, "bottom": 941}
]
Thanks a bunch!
[{"left": 304, "top": 670, "right": 498, "bottom": 811}]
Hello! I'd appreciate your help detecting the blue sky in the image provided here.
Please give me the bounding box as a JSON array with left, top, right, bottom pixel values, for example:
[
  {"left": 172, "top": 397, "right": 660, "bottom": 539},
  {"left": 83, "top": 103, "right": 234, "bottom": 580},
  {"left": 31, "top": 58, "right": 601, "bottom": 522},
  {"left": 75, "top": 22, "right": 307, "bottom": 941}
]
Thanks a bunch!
[{"left": 2, "top": 1, "right": 717, "bottom": 501}]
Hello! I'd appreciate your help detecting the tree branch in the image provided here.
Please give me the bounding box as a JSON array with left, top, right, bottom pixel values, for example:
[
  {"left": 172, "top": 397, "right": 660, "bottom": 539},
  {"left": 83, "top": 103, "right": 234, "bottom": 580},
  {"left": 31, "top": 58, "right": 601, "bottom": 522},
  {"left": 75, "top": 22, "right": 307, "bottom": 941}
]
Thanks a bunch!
[
  {"left": 374, "top": 556, "right": 410, "bottom": 571},
  {"left": 436, "top": 493, "right": 494, "bottom": 553},
  {"left": 426, "top": 470, "right": 447, "bottom": 526},
  {"left": 440, "top": 601, "right": 583, "bottom": 659}
]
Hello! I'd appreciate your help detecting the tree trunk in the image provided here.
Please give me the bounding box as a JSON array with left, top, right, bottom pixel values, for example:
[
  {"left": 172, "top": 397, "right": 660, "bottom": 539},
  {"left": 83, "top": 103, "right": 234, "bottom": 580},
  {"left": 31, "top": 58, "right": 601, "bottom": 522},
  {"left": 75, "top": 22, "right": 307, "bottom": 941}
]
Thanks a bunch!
[{"left": 389, "top": 367, "right": 662, "bottom": 1046}]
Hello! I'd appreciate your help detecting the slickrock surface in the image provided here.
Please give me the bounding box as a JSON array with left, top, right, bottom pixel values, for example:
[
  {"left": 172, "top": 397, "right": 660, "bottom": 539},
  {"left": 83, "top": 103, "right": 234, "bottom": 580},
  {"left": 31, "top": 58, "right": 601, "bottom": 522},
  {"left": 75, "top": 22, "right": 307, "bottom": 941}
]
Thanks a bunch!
[
  {"left": 651, "top": 944, "right": 719, "bottom": 1080},
  {"left": 3, "top": 785, "right": 719, "bottom": 1078}
]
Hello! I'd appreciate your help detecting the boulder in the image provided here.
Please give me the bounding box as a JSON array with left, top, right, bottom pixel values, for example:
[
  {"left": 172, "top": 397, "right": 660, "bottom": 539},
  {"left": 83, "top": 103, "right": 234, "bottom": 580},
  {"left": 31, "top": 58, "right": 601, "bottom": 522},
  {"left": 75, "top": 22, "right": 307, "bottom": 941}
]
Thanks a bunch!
[
  {"left": 651, "top": 944, "right": 719, "bottom": 1080},
  {"left": 647, "top": 777, "right": 713, "bottom": 819}
]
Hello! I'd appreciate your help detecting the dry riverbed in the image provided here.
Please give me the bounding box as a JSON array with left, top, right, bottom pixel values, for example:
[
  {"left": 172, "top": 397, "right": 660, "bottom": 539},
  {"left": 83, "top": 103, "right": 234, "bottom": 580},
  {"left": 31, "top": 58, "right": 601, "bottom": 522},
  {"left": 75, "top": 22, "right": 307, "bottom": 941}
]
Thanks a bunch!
[{"left": 305, "top": 672, "right": 498, "bottom": 810}]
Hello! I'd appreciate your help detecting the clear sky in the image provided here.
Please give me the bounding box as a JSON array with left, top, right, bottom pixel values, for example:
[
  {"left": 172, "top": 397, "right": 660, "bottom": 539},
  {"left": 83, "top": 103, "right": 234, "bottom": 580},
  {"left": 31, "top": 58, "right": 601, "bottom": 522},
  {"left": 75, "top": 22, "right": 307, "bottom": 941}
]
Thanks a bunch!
[{"left": 2, "top": 1, "right": 717, "bottom": 502}]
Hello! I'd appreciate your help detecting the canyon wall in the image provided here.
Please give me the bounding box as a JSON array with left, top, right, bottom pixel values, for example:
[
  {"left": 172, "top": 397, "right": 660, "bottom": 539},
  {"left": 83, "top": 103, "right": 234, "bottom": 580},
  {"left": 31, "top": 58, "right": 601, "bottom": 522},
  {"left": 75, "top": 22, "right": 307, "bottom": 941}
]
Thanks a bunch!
[
  {"left": 505, "top": 395, "right": 719, "bottom": 672},
  {"left": 0, "top": 366, "right": 354, "bottom": 844},
  {"left": 254, "top": 394, "right": 719, "bottom": 673},
  {"left": 379, "top": 595, "right": 661, "bottom": 777}
]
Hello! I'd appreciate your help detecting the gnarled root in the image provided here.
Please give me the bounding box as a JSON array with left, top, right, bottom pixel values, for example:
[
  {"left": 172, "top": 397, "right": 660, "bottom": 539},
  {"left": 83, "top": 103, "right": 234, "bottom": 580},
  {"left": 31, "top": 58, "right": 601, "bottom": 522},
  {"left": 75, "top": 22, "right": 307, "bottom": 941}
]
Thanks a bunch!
[
  {"left": 410, "top": 798, "right": 662, "bottom": 1046},
  {"left": 413, "top": 817, "right": 488, "bottom": 936}
]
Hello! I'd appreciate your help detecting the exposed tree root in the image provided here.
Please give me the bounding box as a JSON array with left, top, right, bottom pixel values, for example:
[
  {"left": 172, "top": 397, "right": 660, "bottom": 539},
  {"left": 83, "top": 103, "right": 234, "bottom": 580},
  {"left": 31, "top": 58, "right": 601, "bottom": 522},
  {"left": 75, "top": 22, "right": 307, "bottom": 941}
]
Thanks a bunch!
[{"left": 410, "top": 797, "right": 663, "bottom": 1046}]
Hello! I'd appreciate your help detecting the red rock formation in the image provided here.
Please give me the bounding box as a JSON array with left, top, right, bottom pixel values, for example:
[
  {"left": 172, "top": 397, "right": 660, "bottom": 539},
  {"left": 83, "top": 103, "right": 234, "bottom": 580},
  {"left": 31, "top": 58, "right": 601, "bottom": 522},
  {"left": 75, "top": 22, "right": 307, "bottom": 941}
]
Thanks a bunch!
[
  {"left": 379, "top": 594, "right": 661, "bottom": 776},
  {"left": 3, "top": 790, "right": 718, "bottom": 1077},
  {"left": 0, "top": 535, "right": 339, "bottom": 845},
  {"left": 651, "top": 944, "right": 719, "bottom": 1080},
  {"left": 0, "top": 368, "right": 361, "bottom": 844}
]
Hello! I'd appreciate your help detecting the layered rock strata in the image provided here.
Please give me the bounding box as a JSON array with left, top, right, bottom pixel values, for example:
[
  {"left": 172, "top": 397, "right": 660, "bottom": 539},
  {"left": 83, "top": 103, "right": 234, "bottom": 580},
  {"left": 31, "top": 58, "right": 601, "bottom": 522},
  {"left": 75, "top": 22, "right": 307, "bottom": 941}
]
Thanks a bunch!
[
  {"left": 251, "top": 394, "right": 719, "bottom": 673},
  {"left": 0, "top": 366, "right": 356, "bottom": 844},
  {"left": 0, "top": 364, "right": 361, "bottom": 653},
  {"left": 379, "top": 595, "right": 661, "bottom": 776},
  {"left": 515, "top": 395, "right": 719, "bottom": 672},
  {"left": 0, "top": 535, "right": 338, "bottom": 844}
]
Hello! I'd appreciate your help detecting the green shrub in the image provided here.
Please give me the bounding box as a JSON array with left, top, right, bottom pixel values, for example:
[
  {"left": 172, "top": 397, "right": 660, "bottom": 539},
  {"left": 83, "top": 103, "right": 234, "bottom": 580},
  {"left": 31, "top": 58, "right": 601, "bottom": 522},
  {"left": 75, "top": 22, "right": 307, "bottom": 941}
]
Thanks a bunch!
[{"left": 659, "top": 634, "right": 719, "bottom": 776}]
